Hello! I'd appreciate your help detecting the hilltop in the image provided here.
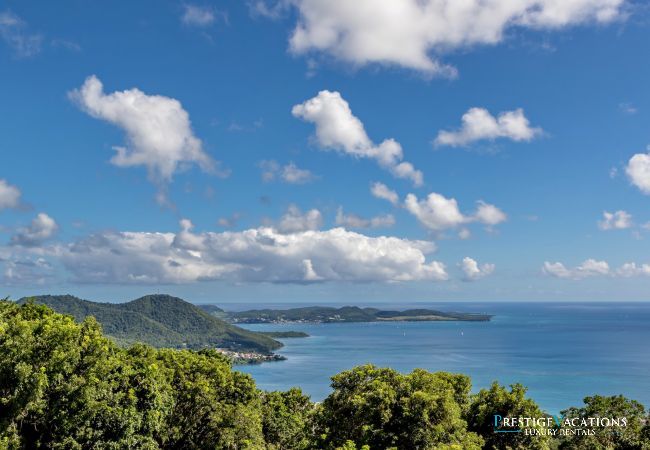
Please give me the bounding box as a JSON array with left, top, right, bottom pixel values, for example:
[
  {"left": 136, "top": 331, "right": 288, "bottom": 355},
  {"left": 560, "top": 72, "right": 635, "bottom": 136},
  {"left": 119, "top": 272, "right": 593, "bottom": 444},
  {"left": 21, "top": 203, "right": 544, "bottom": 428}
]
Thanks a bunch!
[{"left": 19, "top": 294, "right": 281, "bottom": 354}]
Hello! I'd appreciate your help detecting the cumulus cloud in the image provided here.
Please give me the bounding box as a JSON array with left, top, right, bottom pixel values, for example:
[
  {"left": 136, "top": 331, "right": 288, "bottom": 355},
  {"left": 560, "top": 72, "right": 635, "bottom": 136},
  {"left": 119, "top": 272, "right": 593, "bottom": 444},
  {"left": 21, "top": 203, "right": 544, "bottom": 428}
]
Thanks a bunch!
[
  {"left": 434, "top": 108, "right": 542, "bottom": 147},
  {"left": 11, "top": 213, "right": 58, "bottom": 247},
  {"left": 70, "top": 75, "right": 222, "bottom": 203},
  {"left": 277, "top": 205, "right": 323, "bottom": 233},
  {"left": 0, "top": 179, "right": 21, "bottom": 210},
  {"left": 616, "top": 262, "right": 650, "bottom": 277},
  {"left": 404, "top": 193, "right": 506, "bottom": 232},
  {"left": 335, "top": 207, "right": 395, "bottom": 229},
  {"left": 292, "top": 91, "right": 423, "bottom": 186},
  {"left": 474, "top": 201, "right": 508, "bottom": 226},
  {"left": 284, "top": 0, "right": 624, "bottom": 76},
  {"left": 542, "top": 259, "right": 610, "bottom": 279},
  {"left": 598, "top": 210, "right": 632, "bottom": 230},
  {"left": 626, "top": 150, "right": 650, "bottom": 195},
  {"left": 0, "top": 11, "right": 42, "bottom": 57},
  {"left": 181, "top": 5, "right": 217, "bottom": 27},
  {"left": 259, "top": 160, "right": 317, "bottom": 184},
  {"left": 544, "top": 259, "right": 650, "bottom": 279},
  {"left": 404, "top": 193, "right": 466, "bottom": 232},
  {"left": 58, "top": 221, "right": 449, "bottom": 284},
  {"left": 460, "top": 257, "right": 495, "bottom": 281},
  {"left": 371, "top": 182, "right": 399, "bottom": 206}
]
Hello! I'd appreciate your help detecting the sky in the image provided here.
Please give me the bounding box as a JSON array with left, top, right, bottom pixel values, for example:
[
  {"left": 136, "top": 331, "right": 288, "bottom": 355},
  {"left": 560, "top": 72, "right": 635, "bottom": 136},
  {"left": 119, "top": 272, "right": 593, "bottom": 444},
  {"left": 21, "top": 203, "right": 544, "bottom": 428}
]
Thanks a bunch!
[{"left": 1, "top": 0, "right": 650, "bottom": 303}]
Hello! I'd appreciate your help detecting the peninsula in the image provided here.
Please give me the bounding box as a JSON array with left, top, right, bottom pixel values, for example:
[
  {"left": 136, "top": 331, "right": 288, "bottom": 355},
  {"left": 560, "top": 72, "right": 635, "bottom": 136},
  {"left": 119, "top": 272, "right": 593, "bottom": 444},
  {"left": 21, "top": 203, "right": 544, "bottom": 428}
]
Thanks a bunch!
[{"left": 200, "top": 305, "right": 492, "bottom": 324}]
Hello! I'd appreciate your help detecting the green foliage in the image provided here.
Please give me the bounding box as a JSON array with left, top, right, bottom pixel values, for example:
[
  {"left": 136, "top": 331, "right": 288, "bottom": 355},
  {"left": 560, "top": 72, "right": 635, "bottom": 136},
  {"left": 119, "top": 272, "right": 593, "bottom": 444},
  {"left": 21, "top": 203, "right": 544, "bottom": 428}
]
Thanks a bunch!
[
  {"left": 257, "top": 331, "right": 310, "bottom": 338},
  {"left": 333, "top": 441, "right": 370, "bottom": 450},
  {"left": 0, "top": 300, "right": 267, "bottom": 449},
  {"left": 467, "top": 382, "right": 551, "bottom": 450},
  {"left": 260, "top": 388, "right": 314, "bottom": 450},
  {"left": 558, "top": 395, "right": 650, "bottom": 450},
  {"left": 315, "top": 364, "right": 484, "bottom": 450},
  {"left": 20, "top": 294, "right": 281, "bottom": 353}
]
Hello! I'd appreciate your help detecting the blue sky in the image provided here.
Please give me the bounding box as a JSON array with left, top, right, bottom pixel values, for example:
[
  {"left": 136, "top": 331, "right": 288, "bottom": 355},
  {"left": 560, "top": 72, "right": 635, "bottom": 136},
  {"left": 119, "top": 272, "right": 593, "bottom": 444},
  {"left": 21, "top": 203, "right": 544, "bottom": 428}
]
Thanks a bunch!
[{"left": 1, "top": 0, "right": 650, "bottom": 303}]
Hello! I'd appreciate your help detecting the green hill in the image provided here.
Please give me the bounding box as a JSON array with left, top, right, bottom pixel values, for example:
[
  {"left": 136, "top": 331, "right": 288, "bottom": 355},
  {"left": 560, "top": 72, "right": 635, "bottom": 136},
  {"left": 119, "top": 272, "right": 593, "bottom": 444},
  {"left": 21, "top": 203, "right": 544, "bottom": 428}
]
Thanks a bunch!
[{"left": 19, "top": 294, "right": 281, "bottom": 353}]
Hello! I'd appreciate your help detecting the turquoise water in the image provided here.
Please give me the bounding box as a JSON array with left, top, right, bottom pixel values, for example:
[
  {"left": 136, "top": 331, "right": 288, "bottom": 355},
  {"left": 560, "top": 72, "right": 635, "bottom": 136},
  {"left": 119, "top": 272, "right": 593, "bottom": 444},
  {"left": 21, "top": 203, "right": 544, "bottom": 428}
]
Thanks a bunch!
[{"left": 235, "top": 302, "right": 650, "bottom": 414}]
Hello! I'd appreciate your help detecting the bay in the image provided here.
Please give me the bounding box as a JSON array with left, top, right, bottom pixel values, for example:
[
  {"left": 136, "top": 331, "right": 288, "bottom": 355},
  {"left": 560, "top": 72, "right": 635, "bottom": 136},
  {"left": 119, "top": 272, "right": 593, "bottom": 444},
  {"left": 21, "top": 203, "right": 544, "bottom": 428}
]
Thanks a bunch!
[{"left": 235, "top": 302, "right": 650, "bottom": 414}]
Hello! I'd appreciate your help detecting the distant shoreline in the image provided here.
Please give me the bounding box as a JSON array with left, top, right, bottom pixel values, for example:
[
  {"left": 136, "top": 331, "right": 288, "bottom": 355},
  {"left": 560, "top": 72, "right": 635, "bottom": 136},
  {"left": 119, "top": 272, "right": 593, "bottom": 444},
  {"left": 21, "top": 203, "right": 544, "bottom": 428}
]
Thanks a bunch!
[{"left": 212, "top": 305, "right": 492, "bottom": 325}]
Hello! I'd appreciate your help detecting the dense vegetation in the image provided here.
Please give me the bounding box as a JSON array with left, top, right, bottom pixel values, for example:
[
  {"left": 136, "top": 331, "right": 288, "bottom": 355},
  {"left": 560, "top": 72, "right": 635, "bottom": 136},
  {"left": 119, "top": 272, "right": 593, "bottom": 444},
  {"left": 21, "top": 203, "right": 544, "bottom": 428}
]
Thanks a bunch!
[
  {"left": 219, "top": 305, "right": 491, "bottom": 324},
  {"left": 2, "top": 300, "right": 649, "bottom": 449},
  {"left": 258, "top": 331, "right": 310, "bottom": 338},
  {"left": 20, "top": 295, "right": 281, "bottom": 353}
]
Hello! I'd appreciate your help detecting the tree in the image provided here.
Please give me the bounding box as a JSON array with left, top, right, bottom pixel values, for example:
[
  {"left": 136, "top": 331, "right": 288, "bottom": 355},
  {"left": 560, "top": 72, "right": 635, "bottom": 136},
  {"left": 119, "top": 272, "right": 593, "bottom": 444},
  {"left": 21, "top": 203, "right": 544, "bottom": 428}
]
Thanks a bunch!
[
  {"left": 466, "top": 382, "right": 551, "bottom": 450},
  {"left": 260, "top": 388, "right": 315, "bottom": 450},
  {"left": 316, "top": 364, "right": 483, "bottom": 450},
  {"left": 558, "top": 395, "right": 650, "bottom": 450},
  {"left": 0, "top": 300, "right": 267, "bottom": 449}
]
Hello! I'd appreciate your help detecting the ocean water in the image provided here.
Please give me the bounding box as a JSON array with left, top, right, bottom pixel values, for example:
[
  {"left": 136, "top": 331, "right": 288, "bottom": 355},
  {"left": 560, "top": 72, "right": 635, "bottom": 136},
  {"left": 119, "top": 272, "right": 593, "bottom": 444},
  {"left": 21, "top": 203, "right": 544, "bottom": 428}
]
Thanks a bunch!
[{"left": 235, "top": 302, "right": 650, "bottom": 414}]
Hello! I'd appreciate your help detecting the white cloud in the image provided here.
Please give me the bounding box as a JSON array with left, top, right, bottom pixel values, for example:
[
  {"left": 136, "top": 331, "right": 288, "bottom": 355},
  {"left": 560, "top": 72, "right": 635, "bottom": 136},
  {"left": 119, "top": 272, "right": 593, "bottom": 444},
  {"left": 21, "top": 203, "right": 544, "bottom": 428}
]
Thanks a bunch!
[
  {"left": 626, "top": 150, "right": 650, "bottom": 195},
  {"left": 277, "top": 205, "right": 323, "bottom": 233},
  {"left": 542, "top": 259, "right": 610, "bottom": 279},
  {"left": 0, "top": 11, "right": 42, "bottom": 57},
  {"left": 544, "top": 259, "right": 650, "bottom": 279},
  {"left": 460, "top": 257, "right": 495, "bottom": 281},
  {"left": 70, "top": 75, "right": 221, "bottom": 203},
  {"left": 59, "top": 221, "right": 449, "bottom": 284},
  {"left": 404, "top": 193, "right": 506, "bottom": 232},
  {"left": 284, "top": 0, "right": 624, "bottom": 75},
  {"left": 259, "top": 160, "right": 317, "bottom": 184},
  {"left": 542, "top": 261, "right": 572, "bottom": 278},
  {"left": 259, "top": 160, "right": 281, "bottom": 182},
  {"left": 282, "top": 162, "right": 316, "bottom": 184},
  {"left": 598, "top": 210, "right": 632, "bottom": 230},
  {"left": 249, "top": 1, "right": 286, "bottom": 19},
  {"left": 616, "top": 262, "right": 650, "bottom": 277},
  {"left": 435, "top": 108, "right": 542, "bottom": 147},
  {"left": 371, "top": 182, "right": 399, "bottom": 206},
  {"left": 404, "top": 193, "right": 466, "bottom": 232},
  {"left": 0, "top": 179, "right": 21, "bottom": 210},
  {"left": 335, "top": 207, "right": 395, "bottom": 229},
  {"left": 11, "top": 213, "right": 58, "bottom": 247},
  {"left": 301, "top": 258, "right": 323, "bottom": 281},
  {"left": 292, "top": 91, "right": 423, "bottom": 186},
  {"left": 181, "top": 5, "right": 216, "bottom": 27},
  {"left": 474, "top": 201, "right": 508, "bottom": 226}
]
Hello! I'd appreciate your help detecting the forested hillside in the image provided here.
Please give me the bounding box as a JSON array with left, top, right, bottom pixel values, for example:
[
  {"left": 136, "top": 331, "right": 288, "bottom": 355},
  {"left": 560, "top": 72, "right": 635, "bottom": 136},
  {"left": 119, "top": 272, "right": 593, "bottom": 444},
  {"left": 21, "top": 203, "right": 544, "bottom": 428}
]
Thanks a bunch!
[{"left": 20, "top": 294, "right": 281, "bottom": 353}]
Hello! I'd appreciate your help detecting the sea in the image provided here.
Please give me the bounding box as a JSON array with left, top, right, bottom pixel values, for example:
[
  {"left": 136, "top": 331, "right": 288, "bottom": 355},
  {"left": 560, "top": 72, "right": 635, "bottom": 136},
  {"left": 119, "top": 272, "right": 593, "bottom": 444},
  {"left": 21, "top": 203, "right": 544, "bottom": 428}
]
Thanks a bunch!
[{"left": 230, "top": 302, "right": 650, "bottom": 414}]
